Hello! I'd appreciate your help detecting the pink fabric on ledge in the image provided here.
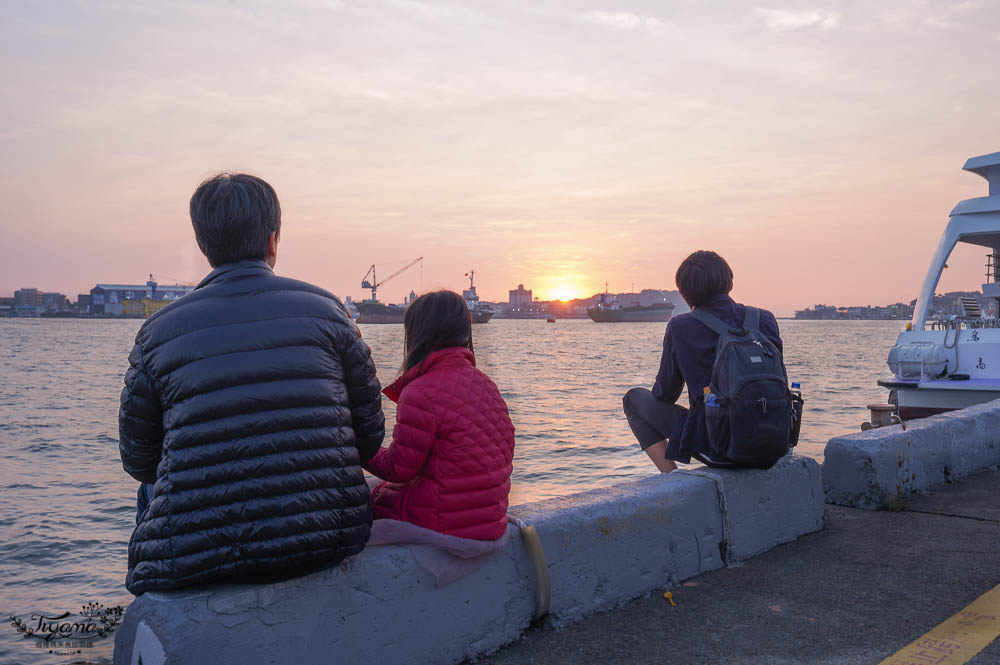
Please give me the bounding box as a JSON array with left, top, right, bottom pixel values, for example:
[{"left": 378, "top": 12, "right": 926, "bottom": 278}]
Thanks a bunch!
[{"left": 367, "top": 518, "right": 510, "bottom": 587}]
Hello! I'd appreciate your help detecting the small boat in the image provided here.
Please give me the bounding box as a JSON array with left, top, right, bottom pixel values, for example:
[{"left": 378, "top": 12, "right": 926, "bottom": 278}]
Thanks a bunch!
[
  {"left": 546, "top": 317, "right": 556, "bottom": 323},
  {"left": 879, "top": 151, "right": 1000, "bottom": 419}
]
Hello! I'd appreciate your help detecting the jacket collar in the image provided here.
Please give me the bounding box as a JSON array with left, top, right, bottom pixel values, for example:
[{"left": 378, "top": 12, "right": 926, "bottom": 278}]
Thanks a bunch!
[
  {"left": 196, "top": 260, "right": 274, "bottom": 290},
  {"left": 696, "top": 293, "right": 736, "bottom": 313},
  {"left": 383, "top": 346, "right": 475, "bottom": 402}
]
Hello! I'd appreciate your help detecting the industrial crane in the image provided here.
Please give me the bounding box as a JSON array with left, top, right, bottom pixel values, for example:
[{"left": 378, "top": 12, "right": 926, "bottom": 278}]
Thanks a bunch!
[{"left": 361, "top": 257, "right": 423, "bottom": 303}]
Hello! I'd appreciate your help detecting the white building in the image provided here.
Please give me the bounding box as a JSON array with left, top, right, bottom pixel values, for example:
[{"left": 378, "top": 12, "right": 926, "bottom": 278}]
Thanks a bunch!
[{"left": 89, "top": 277, "right": 194, "bottom": 315}]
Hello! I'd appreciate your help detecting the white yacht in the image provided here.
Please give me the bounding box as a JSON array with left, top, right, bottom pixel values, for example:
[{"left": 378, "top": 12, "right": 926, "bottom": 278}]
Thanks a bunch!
[{"left": 879, "top": 151, "right": 1000, "bottom": 419}]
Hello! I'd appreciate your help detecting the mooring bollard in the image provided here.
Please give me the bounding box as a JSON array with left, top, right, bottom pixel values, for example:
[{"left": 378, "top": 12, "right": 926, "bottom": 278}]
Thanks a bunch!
[{"left": 861, "top": 402, "right": 903, "bottom": 431}]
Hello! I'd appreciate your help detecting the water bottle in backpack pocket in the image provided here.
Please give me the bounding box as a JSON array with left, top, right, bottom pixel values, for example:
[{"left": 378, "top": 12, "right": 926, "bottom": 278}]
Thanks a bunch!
[
  {"left": 703, "top": 387, "right": 730, "bottom": 461},
  {"left": 789, "top": 382, "right": 804, "bottom": 448}
]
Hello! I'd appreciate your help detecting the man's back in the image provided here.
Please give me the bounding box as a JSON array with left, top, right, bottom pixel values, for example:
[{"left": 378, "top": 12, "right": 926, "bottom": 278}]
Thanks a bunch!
[
  {"left": 653, "top": 293, "right": 783, "bottom": 462},
  {"left": 624, "top": 250, "right": 787, "bottom": 473},
  {"left": 119, "top": 260, "right": 384, "bottom": 594}
]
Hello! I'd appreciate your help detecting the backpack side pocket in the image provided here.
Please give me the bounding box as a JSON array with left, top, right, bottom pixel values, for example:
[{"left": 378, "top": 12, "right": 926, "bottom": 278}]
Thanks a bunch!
[{"left": 704, "top": 398, "right": 731, "bottom": 461}]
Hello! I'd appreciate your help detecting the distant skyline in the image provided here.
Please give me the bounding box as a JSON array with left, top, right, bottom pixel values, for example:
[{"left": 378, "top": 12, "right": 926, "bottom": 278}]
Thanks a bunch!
[
  {"left": 0, "top": 280, "right": 963, "bottom": 312},
  {"left": 3, "top": 1, "right": 999, "bottom": 316}
]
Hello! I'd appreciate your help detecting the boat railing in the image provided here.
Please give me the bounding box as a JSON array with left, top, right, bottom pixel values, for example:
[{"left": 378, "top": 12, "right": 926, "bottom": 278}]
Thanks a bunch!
[{"left": 929, "top": 317, "right": 1000, "bottom": 331}]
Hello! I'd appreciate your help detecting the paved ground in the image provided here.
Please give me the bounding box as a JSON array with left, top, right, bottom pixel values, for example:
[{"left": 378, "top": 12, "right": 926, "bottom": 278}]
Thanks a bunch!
[{"left": 472, "top": 469, "right": 1000, "bottom": 665}]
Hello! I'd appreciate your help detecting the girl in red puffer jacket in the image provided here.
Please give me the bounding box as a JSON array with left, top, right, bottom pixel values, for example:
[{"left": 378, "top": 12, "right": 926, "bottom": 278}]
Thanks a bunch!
[{"left": 364, "top": 290, "right": 515, "bottom": 540}]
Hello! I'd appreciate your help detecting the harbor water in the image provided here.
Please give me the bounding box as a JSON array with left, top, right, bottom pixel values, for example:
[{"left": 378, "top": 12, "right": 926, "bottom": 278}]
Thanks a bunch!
[{"left": 0, "top": 317, "right": 905, "bottom": 665}]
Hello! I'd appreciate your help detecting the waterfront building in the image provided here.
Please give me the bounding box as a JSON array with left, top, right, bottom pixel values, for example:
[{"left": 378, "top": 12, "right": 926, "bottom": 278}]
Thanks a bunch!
[
  {"left": 123, "top": 299, "right": 173, "bottom": 318},
  {"left": 614, "top": 289, "right": 675, "bottom": 308},
  {"left": 9, "top": 289, "right": 71, "bottom": 315},
  {"left": 13, "top": 288, "right": 42, "bottom": 306},
  {"left": 508, "top": 284, "right": 532, "bottom": 309},
  {"left": 794, "top": 301, "right": 916, "bottom": 320},
  {"left": 89, "top": 276, "right": 194, "bottom": 315},
  {"left": 41, "top": 292, "right": 68, "bottom": 309},
  {"left": 888, "top": 303, "right": 912, "bottom": 319}
]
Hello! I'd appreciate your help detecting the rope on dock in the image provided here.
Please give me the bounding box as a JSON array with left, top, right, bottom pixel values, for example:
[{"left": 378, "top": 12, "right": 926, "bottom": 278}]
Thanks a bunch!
[{"left": 510, "top": 518, "right": 551, "bottom": 620}]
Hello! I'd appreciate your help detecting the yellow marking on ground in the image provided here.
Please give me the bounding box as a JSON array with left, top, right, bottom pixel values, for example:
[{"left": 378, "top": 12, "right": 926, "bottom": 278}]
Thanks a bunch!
[{"left": 879, "top": 584, "right": 1000, "bottom": 665}]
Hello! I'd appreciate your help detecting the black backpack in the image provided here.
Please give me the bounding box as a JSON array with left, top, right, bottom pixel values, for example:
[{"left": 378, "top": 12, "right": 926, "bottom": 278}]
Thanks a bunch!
[{"left": 690, "top": 306, "right": 800, "bottom": 469}]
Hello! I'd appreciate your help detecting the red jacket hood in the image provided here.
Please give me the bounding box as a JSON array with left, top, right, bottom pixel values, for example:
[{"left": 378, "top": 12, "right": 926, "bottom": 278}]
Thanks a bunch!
[{"left": 383, "top": 346, "right": 476, "bottom": 403}]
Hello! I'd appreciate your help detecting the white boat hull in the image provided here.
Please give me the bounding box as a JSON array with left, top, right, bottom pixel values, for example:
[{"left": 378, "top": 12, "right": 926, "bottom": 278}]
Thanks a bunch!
[
  {"left": 881, "top": 377, "right": 1000, "bottom": 418},
  {"left": 880, "top": 327, "right": 1000, "bottom": 418}
]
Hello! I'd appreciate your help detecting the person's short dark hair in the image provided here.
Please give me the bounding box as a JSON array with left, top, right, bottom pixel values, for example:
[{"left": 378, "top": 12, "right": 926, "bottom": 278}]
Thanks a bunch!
[
  {"left": 675, "top": 250, "right": 734, "bottom": 307},
  {"left": 190, "top": 173, "right": 281, "bottom": 267},
  {"left": 402, "top": 290, "right": 473, "bottom": 372}
]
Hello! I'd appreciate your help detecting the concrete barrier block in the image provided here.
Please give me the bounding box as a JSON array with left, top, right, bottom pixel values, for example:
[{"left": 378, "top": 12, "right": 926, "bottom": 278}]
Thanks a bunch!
[
  {"left": 678, "top": 455, "right": 825, "bottom": 563},
  {"left": 824, "top": 424, "right": 951, "bottom": 510},
  {"left": 945, "top": 402, "right": 1000, "bottom": 477},
  {"left": 823, "top": 399, "right": 1000, "bottom": 510},
  {"left": 508, "top": 473, "right": 725, "bottom": 627},
  {"left": 114, "top": 526, "right": 535, "bottom": 665},
  {"left": 113, "top": 454, "right": 832, "bottom": 662}
]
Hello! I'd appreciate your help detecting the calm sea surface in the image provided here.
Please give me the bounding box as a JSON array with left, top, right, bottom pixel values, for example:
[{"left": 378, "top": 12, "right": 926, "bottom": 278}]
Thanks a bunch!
[{"left": 0, "top": 318, "right": 905, "bottom": 664}]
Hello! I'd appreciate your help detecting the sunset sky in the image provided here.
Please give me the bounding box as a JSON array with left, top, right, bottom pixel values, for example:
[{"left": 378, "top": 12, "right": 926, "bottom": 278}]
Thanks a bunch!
[{"left": 2, "top": 1, "right": 999, "bottom": 315}]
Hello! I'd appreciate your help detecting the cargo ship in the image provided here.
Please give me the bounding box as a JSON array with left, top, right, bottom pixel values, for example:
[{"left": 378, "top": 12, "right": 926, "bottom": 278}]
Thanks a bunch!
[
  {"left": 354, "top": 301, "right": 408, "bottom": 324},
  {"left": 587, "top": 286, "right": 675, "bottom": 323},
  {"left": 355, "top": 257, "right": 422, "bottom": 324},
  {"left": 463, "top": 270, "right": 493, "bottom": 324}
]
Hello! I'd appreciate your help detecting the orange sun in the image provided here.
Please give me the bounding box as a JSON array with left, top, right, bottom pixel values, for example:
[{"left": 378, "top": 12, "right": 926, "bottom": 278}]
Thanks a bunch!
[{"left": 551, "top": 287, "right": 577, "bottom": 301}]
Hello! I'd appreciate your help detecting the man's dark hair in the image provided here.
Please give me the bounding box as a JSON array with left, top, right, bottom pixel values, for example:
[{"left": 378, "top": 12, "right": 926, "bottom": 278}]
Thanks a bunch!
[
  {"left": 190, "top": 173, "right": 281, "bottom": 267},
  {"left": 675, "top": 250, "right": 734, "bottom": 307}
]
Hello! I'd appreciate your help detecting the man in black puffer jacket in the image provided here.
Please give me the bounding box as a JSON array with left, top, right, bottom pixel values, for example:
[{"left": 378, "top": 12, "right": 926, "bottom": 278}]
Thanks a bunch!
[{"left": 118, "top": 173, "right": 384, "bottom": 595}]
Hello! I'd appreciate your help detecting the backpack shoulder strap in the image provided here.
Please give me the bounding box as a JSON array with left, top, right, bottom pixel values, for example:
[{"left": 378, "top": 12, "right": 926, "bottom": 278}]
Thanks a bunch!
[
  {"left": 690, "top": 307, "right": 738, "bottom": 337},
  {"left": 743, "top": 306, "right": 760, "bottom": 334}
]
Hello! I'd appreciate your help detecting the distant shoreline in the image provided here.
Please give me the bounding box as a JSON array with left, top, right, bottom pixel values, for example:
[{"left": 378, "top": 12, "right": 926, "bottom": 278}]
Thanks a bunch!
[
  {"left": 777, "top": 317, "right": 910, "bottom": 321},
  {"left": 2, "top": 315, "right": 916, "bottom": 323}
]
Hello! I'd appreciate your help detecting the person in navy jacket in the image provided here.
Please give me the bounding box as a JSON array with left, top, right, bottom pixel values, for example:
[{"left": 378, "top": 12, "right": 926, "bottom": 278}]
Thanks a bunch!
[
  {"left": 118, "top": 173, "right": 384, "bottom": 594},
  {"left": 623, "top": 251, "right": 782, "bottom": 472}
]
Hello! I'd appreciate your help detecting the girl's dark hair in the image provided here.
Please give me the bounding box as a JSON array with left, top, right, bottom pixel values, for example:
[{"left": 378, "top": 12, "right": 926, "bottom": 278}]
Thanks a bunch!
[
  {"left": 675, "top": 250, "right": 734, "bottom": 307},
  {"left": 402, "top": 290, "right": 474, "bottom": 372}
]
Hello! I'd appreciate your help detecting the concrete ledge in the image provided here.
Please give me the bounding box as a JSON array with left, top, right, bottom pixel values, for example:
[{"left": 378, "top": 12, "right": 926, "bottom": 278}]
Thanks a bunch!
[
  {"left": 114, "top": 455, "right": 824, "bottom": 664},
  {"left": 114, "top": 530, "right": 535, "bottom": 665},
  {"left": 823, "top": 398, "right": 1000, "bottom": 510},
  {"left": 507, "top": 471, "right": 726, "bottom": 627},
  {"left": 678, "top": 455, "right": 826, "bottom": 563}
]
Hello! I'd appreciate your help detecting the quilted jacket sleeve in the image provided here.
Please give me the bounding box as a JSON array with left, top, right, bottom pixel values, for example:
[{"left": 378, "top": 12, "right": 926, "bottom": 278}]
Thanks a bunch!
[
  {"left": 340, "top": 325, "right": 385, "bottom": 463},
  {"left": 363, "top": 385, "right": 435, "bottom": 482},
  {"left": 119, "top": 343, "right": 164, "bottom": 484}
]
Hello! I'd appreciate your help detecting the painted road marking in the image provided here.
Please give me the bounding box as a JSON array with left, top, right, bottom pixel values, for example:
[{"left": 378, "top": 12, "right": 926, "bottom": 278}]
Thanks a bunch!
[{"left": 878, "top": 584, "right": 1000, "bottom": 665}]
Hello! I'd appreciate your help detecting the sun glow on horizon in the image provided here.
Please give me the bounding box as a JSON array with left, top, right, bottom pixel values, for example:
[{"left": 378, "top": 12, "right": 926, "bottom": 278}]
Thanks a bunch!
[
  {"left": 550, "top": 287, "right": 578, "bottom": 302},
  {"left": 534, "top": 274, "right": 594, "bottom": 302}
]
